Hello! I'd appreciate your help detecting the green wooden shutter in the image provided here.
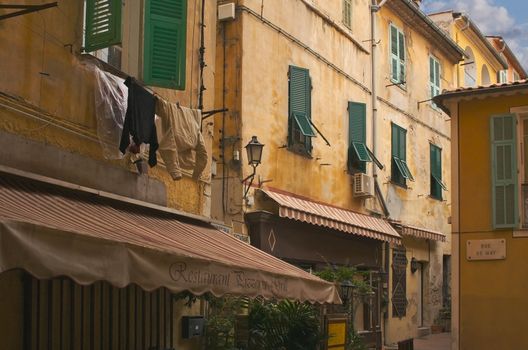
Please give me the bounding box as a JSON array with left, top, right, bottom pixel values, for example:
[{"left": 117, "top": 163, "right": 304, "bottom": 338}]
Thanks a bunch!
[
  {"left": 392, "top": 123, "right": 409, "bottom": 185},
  {"left": 288, "top": 66, "right": 312, "bottom": 151},
  {"left": 348, "top": 102, "right": 367, "bottom": 173},
  {"left": 390, "top": 25, "right": 399, "bottom": 82},
  {"left": 398, "top": 31, "right": 405, "bottom": 82},
  {"left": 430, "top": 144, "right": 442, "bottom": 199},
  {"left": 85, "top": 0, "right": 122, "bottom": 52},
  {"left": 491, "top": 114, "right": 518, "bottom": 228},
  {"left": 144, "top": 0, "right": 188, "bottom": 89}
]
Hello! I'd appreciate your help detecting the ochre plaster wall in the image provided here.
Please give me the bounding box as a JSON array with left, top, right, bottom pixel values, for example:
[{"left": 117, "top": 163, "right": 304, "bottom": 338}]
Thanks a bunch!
[
  {"left": 456, "top": 93, "right": 528, "bottom": 350},
  {"left": 375, "top": 6, "right": 454, "bottom": 345},
  {"left": 0, "top": 0, "right": 217, "bottom": 216}
]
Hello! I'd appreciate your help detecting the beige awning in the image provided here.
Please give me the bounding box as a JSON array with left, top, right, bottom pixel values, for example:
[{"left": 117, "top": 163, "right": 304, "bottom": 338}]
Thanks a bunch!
[
  {"left": 0, "top": 173, "right": 340, "bottom": 304},
  {"left": 260, "top": 189, "right": 401, "bottom": 244},
  {"left": 391, "top": 222, "right": 446, "bottom": 242}
]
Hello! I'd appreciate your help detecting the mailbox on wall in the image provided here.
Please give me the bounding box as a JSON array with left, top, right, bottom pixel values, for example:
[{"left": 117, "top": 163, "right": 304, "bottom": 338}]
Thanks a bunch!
[{"left": 181, "top": 316, "right": 205, "bottom": 339}]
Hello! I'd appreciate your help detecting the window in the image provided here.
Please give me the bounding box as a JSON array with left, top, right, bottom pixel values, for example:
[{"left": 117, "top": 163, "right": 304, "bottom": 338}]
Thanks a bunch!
[
  {"left": 429, "top": 55, "right": 441, "bottom": 106},
  {"left": 392, "top": 247, "right": 407, "bottom": 318},
  {"left": 84, "top": 0, "right": 188, "bottom": 90},
  {"left": 288, "top": 65, "right": 315, "bottom": 155},
  {"left": 463, "top": 47, "right": 477, "bottom": 87},
  {"left": 342, "top": 0, "right": 352, "bottom": 29},
  {"left": 430, "top": 144, "right": 446, "bottom": 200},
  {"left": 391, "top": 123, "right": 413, "bottom": 187},
  {"left": 347, "top": 102, "right": 383, "bottom": 174},
  {"left": 519, "top": 114, "right": 528, "bottom": 228},
  {"left": 490, "top": 114, "right": 517, "bottom": 228},
  {"left": 390, "top": 24, "right": 405, "bottom": 84},
  {"left": 514, "top": 71, "right": 520, "bottom": 82},
  {"left": 499, "top": 70, "right": 508, "bottom": 83}
]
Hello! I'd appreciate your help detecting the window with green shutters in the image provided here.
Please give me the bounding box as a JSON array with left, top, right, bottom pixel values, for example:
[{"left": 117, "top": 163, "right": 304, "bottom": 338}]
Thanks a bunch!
[
  {"left": 144, "top": 0, "right": 188, "bottom": 89},
  {"left": 348, "top": 102, "right": 369, "bottom": 173},
  {"left": 288, "top": 65, "right": 315, "bottom": 155},
  {"left": 429, "top": 55, "right": 441, "bottom": 107},
  {"left": 430, "top": 144, "right": 446, "bottom": 200},
  {"left": 391, "top": 123, "right": 413, "bottom": 187},
  {"left": 490, "top": 114, "right": 518, "bottom": 228},
  {"left": 390, "top": 24, "right": 405, "bottom": 84},
  {"left": 84, "top": 0, "right": 188, "bottom": 90},
  {"left": 343, "top": 0, "right": 352, "bottom": 29},
  {"left": 84, "top": 0, "right": 122, "bottom": 52}
]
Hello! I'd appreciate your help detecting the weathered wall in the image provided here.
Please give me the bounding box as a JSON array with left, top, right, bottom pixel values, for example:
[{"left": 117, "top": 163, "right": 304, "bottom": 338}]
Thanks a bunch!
[
  {"left": 212, "top": 0, "right": 373, "bottom": 232},
  {"left": 376, "top": 6, "right": 454, "bottom": 345},
  {"left": 0, "top": 0, "right": 217, "bottom": 216},
  {"left": 454, "top": 93, "right": 528, "bottom": 350}
]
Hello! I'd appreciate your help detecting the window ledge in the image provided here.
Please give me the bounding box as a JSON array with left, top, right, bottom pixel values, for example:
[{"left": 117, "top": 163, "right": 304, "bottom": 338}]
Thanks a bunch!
[
  {"left": 428, "top": 195, "right": 443, "bottom": 202},
  {"left": 513, "top": 230, "right": 528, "bottom": 238},
  {"left": 390, "top": 180, "right": 407, "bottom": 189},
  {"left": 287, "top": 146, "right": 313, "bottom": 159}
]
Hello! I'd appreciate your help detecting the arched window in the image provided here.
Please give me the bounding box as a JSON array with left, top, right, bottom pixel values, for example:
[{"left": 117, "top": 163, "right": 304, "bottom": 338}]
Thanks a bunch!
[
  {"left": 482, "top": 65, "right": 491, "bottom": 85},
  {"left": 464, "top": 47, "right": 477, "bottom": 87}
]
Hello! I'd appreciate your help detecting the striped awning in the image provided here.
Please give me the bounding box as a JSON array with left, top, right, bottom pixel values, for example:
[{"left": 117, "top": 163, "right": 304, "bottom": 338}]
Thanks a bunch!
[
  {"left": 392, "top": 222, "right": 447, "bottom": 242},
  {"left": 260, "top": 189, "right": 401, "bottom": 244},
  {"left": 0, "top": 172, "right": 340, "bottom": 304}
]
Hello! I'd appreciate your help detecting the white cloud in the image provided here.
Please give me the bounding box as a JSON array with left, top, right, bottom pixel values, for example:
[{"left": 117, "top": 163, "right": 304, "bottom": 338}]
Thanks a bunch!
[{"left": 423, "top": 0, "right": 528, "bottom": 72}]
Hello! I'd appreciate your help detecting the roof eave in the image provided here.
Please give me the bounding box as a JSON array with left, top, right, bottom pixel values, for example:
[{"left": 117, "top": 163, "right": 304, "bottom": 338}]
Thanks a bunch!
[{"left": 389, "top": 0, "right": 465, "bottom": 63}]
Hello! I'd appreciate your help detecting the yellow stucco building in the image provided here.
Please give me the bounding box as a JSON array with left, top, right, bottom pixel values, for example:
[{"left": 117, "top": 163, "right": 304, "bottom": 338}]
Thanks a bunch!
[
  {"left": 435, "top": 81, "right": 528, "bottom": 350},
  {"left": 212, "top": 0, "right": 465, "bottom": 347},
  {"left": 0, "top": 1, "right": 340, "bottom": 349}
]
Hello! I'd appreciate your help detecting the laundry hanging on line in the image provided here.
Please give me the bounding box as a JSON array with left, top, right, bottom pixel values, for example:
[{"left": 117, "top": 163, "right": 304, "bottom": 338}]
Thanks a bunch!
[
  {"left": 119, "top": 77, "right": 158, "bottom": 167},
  {"left": 155, "top": 99, "right": 208, "bottom": 180}
]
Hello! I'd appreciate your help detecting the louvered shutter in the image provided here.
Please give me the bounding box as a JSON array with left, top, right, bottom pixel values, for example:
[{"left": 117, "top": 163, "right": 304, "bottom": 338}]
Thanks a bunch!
[
  {"left": 398, "top": 31, "right": 405, "bottom": 82},
  {"left": 390, "top": 26, "right": 399, "bottom": 82},
  {"left": 430, "top": 144, "right": 442, "bottom": 199},
  {"left": 144, "top": 0, "right": 188, "bottom": 89},
  {"left": 491, "top": 114, "right": 518, "bottom": 228},
  {"left": 288, "top": 66, "right": 312, "bottom": 151},
  {"left": 348, "top": 102, "right": 367, "bottom": 173},
  {"left": 84, "top": 0, "right": 122, "bottom": 52}
]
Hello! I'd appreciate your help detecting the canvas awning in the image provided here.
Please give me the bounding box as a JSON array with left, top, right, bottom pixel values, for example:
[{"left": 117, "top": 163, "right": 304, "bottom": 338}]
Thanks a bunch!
[
  {"left": 391, "top": 222, "right": 446, "bottom": 242},
  {"left": 0, "top": 172, "right": 340, "bottom": 304},
  {"left": 260, "top": 189, "right": 401, "bottom": 244}
]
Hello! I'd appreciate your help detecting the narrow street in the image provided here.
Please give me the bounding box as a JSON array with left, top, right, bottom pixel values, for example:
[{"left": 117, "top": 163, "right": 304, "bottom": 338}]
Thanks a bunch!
[{"left": 414, "top": 333, "right": 451, "bottom": 350}]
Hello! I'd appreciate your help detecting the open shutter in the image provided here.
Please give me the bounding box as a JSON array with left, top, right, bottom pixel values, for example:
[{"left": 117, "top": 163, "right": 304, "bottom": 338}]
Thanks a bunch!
[
  {"left": 390, "top": 26, "right": 399, "bottom": 82},
  {"left": 144, "top": 0, "right": 188, "bottom": 89},
  {"left": 288, "top": 66, "right": 312, "bottom": 151},
  {"left": 398, "top": 31, "right": 405, "bottom": 82},
  {"left": 491, "top": 114, "right": 518, "bottom": 228},
  {"left": 348, "top": 102, "right": 368, "bottom": 173},
  {"left": 84, "top": 0, "right": 122, "bottom": 52}
]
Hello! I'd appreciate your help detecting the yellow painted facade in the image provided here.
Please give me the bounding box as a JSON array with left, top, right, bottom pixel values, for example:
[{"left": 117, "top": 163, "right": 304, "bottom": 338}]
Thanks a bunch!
[
  {"left": 429, "top": 11, "right": 505, "bottom": 87},
  {"left": 213, "top": 0, "right": 461, "bottom": 346},
  {"left": 441, "top": 89, "right": 528, "bottom": 350},
  {"left": 0, "top": 1, "right": 217, "bottom": 349},
  {"left": 0, "top": 0, "right": 216, "bottom": 215}
]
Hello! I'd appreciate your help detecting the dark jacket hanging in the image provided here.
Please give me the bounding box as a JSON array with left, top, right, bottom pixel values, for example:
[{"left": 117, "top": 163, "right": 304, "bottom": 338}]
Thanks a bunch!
[{"left": 119, "top": 77, "right": 158, "bottom": 166}]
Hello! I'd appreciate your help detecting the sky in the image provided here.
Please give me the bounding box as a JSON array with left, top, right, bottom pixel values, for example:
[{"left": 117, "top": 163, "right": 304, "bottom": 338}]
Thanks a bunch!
[{"left": 422, "top": 0, "right": 528, "bottom": 73}]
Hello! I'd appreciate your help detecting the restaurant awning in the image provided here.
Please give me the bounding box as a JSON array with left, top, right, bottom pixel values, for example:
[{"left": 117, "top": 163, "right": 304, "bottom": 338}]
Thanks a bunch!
[
  {"left": 391, "top": 221, "right": 447, "bottom": 242},
  {"left": 260, "top": 189, "right": 401, "bottom": 244},
  {"left": 0, "top": 171, "right": 340, "bottom": 304}
]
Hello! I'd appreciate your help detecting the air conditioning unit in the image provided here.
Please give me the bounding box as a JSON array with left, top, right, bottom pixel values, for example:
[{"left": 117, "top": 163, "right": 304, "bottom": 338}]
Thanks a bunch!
[{"left": 353, "top": 173, "right": 374, "bottom": 197}]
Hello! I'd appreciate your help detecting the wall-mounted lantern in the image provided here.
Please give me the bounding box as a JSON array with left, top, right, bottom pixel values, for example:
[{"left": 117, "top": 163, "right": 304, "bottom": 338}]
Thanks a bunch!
[
  {"left": 340, "top": 280, "right": 354, "bottom": 307},
  {"left": 242, "top": 136, "right": 264, "bottom": 200}
]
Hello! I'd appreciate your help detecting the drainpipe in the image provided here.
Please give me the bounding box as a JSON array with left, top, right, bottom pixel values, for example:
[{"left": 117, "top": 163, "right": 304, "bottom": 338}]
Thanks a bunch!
[{"left": 371, "top": 0, "right": 390, "bottom": 219}]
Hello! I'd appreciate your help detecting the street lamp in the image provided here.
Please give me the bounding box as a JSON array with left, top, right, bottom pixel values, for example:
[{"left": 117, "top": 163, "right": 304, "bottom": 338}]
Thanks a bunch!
[
  {"left": 242, "top": 136, "right": 264, "bottom": 200},
  {"left": 340, "top": 280, "right": 354, "bottom": 307}
]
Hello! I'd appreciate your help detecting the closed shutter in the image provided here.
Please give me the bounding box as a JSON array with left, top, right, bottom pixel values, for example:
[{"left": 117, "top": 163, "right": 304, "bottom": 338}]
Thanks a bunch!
[
  {"left": 491, "top": 114, "right": 518, "bottom": 228},
  {"left": 398, "top": 31, "right": 405, "bottom": 82},
  {"left": 288, "top": 66, "right": 312, "bottom": 152},
  {"left": 84, "top": 0, "right": 122, "bottom": 52},
  {"left": 392, "top": 248, "right": 407, "bottom": 318},
  {"left": 348, "top": 102, "right": 368, "bottom": 173},
  {"left": 430, "top": 144, "right": 442, "bottom": 200},
  {"left": 144, "top": 0, "right": 188, "bottom": 89}
]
